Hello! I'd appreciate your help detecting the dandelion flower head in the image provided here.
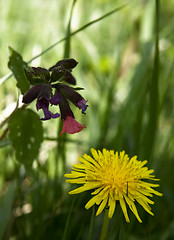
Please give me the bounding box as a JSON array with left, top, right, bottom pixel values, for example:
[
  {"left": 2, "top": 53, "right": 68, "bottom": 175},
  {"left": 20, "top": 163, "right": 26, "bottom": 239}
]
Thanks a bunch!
[{"left": 65, "top": 148, "right": 162, "bottom": 223}]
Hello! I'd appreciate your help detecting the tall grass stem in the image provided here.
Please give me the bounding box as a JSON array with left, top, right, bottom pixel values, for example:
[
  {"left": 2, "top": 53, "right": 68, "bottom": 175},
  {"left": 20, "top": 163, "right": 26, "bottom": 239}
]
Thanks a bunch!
[
  {"left": 62, "top": 196, "right": 76, "bottom": 240},
  {"left": 99, "top": 208, "right": 110, "bottom": 240},
  {"left": 88, "top": 206, "right": 95, "bottom": 240},
  {"left": 143, "top": 0, "right": 160, "bottom": 160}
]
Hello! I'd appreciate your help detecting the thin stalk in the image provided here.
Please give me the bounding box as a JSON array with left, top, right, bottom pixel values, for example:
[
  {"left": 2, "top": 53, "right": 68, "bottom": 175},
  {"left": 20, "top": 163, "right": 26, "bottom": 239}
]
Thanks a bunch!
[
  {"left": 28, "top": 4, "right": 126, "bottom": 63},
  {"left": 98, "top": 65, "right": 118, "bottom": 146},
  {"left": 143, "top": 0, "right": 160, "bottom": 160},
  {"left": 64, "top": 0, "right": 77, "bottom": 58},
  {"left": 55, "top": 1, "right": 76, "bottom": 178},
  {"left": 1, "top": 3, "right": 126, "bottom": 85},
  {"left": 100, "top": 208, "right": 110, "bottom": 240},
  {"left": 119, "top": 220, "right": 125, "bottom": 240},
  {"left": 62, "top": 196, "right": 76, "bottom": 240},
  {"left": 88, "top": 206, "right": 95, "bottom": 240}
]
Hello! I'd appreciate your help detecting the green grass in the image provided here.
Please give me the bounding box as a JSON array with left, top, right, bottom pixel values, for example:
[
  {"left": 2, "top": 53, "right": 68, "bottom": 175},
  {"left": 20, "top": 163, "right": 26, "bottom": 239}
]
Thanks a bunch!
[{"left": 0, "top": 0, "right": 174, "bottom": 239}]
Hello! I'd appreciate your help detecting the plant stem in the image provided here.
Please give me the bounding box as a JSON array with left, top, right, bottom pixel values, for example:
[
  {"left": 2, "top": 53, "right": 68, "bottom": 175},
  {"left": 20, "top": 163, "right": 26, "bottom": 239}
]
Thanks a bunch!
[
  {"left": 55, "top": 0, "right": 76, "bottom": 178},
  {"left": 28, "top": 4, "right": 126, "bottom": 63},
  {"left": 100, "top": 208, "right": 110, "bottom": 240},
  {"left": 88, "top": 206, "right": 95, "bottom": 240},
  {"left": 1, "top": 4, "right": 126, "bottom": 85},
  {"left": 142, "top": 0, "right": 160, "bottom": 160},
  {"left": 64, "top": 0, "right": 77, "bottom": 58},
  {"left": 62, "top": 196, "right": 76, "bottom": 240}
]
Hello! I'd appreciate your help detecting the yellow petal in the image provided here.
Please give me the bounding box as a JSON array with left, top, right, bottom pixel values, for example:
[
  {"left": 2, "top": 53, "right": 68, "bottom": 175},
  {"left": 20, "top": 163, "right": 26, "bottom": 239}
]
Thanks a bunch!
[
  {"left": 108, "top": 198, "right": 116, "bottom": 218},
  {"left": 136, "top": 192, "right": 154, "bottom": 204},
  {"left": 124, "top": 195, "right": 142, "bottom": 223},
  {"left": 79, "top": 157, "right": 94, "bottom": 168},
  {"left": 90, "top": 148, "right": 99, "bottom": 160},
  {"left": 136, "top": 198, "right": 154, "bottom": 215},
  {"left": 72, "top": 164, "right": 86, "bottom": 170},
  {"left": 96, "top": 197, "right": 108, "bottom": 216},
  {"left": 98, "top": 186, "right": 109, "bottom": 197},
  {"left": 119, "top": 197, "right": 130, "bottom": 223},
  {"left": 92, "top": 187, "right": 103, "bottom": 195},
  {"left": 64, "top": 171, "right": 86, "bottom": 178},
  {"left": 85, "top": 195, "right": 102, "bottom": 209},
  {"left": 69, "top": 183, "right": 98, "bottom": 194},
  {"left": 84, "top": 154, "right": 101, "bottom": 169},
  {"left": 66, "top": 177, "right": 86, "bottom": 184}
]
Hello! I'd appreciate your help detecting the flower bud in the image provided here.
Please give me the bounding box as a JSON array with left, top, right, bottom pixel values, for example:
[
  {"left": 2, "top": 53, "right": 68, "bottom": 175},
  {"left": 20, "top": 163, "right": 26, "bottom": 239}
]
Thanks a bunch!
[
  {"left": 49, "top": 58, "right": 78, "bottom": 71},
  {"left": 63, "top": 71, "right": 76, "bottom": 85},
  {"left": 50, "top": 66, "right": 65, "bottom": 82},
  {"left": 32, "top": 67, "right": 50, "bottom": 81},
  {"left": 22, "top": 84, "right": 43, "bottom": 104}
]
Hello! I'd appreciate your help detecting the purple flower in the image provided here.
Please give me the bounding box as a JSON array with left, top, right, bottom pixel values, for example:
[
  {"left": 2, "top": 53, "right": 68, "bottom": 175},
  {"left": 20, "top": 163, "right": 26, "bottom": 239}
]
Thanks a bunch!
[
  {"left": 22, "top": 84, "right": 61, "bottom": 120},
  {"left": 49, "top": 58, "right": 78, "bottom": 71},
  {"left": 36, "top": 97, "right": 60, "bottom": 121},
  {"left": 49, "top": 91, "right": 62, "bottom": 105},
  {"left": 77, "top": 99, "right": 88, "bottom": 114},
  {"left": 22, "top": 58, "right": 88, "bottom": 136},
  {"left": 22, "top": 84, "right": 43, "bottom": 104},
  {"left": 53, "top": 84, "right": 88, "bottom": 114}
]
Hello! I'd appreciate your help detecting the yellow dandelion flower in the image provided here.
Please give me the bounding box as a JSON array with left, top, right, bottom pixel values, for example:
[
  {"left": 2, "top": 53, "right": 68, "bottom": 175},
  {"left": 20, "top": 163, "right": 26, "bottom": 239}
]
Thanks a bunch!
[{"left": 64, "top": 148, "right": 162, "bottom": 223}]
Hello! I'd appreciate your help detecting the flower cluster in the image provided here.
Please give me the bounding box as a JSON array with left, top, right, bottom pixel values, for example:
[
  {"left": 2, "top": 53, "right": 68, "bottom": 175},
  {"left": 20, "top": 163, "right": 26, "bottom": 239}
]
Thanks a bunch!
[
  {"left": 22, "top": 59, "right": 88, "bottom": 135},
  {"left": 65, "top": 148, "right": 162, "bottom": 222}
]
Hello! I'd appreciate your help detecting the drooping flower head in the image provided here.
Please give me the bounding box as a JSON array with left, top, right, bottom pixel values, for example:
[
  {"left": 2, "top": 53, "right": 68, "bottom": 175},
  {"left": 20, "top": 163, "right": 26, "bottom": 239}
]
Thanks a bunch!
[
  {"left": 52, "top": 84, "right": 88, "bottom": 115},
  {"left": 22, "top": 84, "right": 61, "bottom": 120},
  {"left": 59, "top": 96, "right": 86, "bottom": 136},
  {"left": 57, "top": 84, "right": 88, "bottom": 114},
  {"left": 22, "top": 58, "right": 88, "bottom": 135},
  {"left": 65, "top": 148, "right": 162, "bottom": 223}
]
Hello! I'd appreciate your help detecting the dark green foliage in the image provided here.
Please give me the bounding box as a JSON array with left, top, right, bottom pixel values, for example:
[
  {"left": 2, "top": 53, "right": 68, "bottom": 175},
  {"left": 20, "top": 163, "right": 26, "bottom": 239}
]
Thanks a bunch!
[
  {"left": 8, "top": 47, "right": 30, "bottom": 94},
  {"left": 0, "top": 182, "right": 16, "bottom": 239},
  {"left": 8, "top": 109, "right": 43, "bottom": 166}
]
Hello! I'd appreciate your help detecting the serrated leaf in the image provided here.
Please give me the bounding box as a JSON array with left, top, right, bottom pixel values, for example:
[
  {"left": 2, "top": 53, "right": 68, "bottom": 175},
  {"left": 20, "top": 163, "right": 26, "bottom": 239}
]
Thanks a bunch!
[
  {"left": 8, "top": 109, "right": 43, "bottom": 166},
  {"left": 8, "top": 46, "right": 30, "bottom": 94},
  {"left": 0, "top": 181, "right": 16, "bottom": 240}
]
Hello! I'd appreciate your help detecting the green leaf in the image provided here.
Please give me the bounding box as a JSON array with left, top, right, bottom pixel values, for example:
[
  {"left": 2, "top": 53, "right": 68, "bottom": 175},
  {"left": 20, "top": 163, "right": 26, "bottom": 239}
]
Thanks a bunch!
[
  {"left": 0, "top": 181, "right": 16, "bottom": 240},
  {"left": 0, "top": 139, "right": 11, "bottom": 148},
  {"left": 8, "top": 109, "right": 43, "bottom": 166},
  {"left": 8, "top": 46, "right": 30, "bottom": 94}
]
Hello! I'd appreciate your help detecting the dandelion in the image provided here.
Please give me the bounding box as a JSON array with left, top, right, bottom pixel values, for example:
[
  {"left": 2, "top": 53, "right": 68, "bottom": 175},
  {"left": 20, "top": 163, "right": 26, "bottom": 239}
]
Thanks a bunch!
[{"left": 65, "top": 148, "right": 162, "bottom": 223}]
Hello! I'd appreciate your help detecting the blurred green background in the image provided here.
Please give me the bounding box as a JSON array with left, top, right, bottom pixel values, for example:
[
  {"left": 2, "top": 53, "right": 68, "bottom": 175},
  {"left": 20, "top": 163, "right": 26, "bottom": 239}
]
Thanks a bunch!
[{"left": 0, "top": 0, "right": 174, "bottom": 239}]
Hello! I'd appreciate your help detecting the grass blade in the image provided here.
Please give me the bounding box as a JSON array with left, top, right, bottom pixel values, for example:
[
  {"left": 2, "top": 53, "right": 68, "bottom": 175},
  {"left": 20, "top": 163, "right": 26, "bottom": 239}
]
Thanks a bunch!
[
  {"left": 64, "top": 0, "right": 77, "bottom": 58},
  {"left": 29, "top": 3, "right": 127, "bottom": 63},
  {"left": 0, "top": 3, "right": 127, "bottom": 85},
  {"left": 142, "top": 0, "right": 160, "bottom": 160}
]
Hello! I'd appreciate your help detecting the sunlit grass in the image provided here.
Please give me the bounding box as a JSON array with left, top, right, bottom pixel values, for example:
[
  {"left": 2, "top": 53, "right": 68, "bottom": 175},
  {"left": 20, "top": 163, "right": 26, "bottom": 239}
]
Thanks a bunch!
[{"left": 0, "top": 0, "right": 174, "bottom": 239}]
